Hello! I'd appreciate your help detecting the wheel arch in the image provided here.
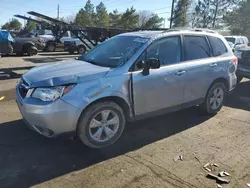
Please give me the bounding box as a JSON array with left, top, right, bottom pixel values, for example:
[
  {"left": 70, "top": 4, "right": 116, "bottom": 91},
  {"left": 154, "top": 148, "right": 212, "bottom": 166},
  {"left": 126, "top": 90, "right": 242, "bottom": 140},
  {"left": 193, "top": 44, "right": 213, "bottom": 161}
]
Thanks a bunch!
[
  {"left": 22, "top": 42, "right": 35, "bottom": 52},
  {"left": 207, "top": 77, "right": 229, "bottom": 96},
  {"left": 77, "top": 96, "right": 132, "bottom": 127}
]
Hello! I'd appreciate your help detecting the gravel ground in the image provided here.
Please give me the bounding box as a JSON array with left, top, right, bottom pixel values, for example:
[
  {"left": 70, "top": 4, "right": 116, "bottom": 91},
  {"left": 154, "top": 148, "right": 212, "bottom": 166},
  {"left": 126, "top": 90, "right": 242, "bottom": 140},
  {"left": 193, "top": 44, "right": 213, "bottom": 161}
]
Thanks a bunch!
[{"left": 0, "top": 52, "right": 250, "bottom": 188}]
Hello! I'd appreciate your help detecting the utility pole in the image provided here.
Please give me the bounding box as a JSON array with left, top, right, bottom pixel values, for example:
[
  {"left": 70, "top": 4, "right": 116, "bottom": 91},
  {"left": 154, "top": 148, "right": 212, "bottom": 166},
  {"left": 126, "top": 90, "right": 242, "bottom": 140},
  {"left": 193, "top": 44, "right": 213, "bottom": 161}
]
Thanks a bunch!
[
  {"left": 170, "top": 0, "right": 175, "bottom": 28},
  {"left": 57, "top": 4, "right": 60, "bottom": 19}
]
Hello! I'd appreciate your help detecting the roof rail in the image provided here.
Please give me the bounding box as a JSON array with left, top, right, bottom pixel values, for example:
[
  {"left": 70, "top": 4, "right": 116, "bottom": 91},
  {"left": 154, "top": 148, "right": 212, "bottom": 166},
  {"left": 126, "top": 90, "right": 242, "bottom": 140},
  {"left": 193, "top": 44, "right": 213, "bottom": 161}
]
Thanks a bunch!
[{"left": 163, "top": 27, "right": 218, "bottom": 34}]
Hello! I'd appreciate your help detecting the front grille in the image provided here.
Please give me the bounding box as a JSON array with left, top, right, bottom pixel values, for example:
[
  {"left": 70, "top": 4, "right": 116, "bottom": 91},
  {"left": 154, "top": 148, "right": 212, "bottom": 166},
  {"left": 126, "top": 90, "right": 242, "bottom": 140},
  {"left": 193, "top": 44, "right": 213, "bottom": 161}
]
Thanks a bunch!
[{"left": 18, "top": 78, "right": 30, "bottom": 98}]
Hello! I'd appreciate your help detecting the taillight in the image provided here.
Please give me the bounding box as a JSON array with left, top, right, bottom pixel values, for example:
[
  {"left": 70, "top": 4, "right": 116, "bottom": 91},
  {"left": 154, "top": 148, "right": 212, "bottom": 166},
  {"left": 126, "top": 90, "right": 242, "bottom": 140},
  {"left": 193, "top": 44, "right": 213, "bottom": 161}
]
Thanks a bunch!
[
  {"left": 38, "top": 39, "right": 44, "bottom": 44},
  {"left": 232, "top": 56, "right": 238, "bottom": 67}
]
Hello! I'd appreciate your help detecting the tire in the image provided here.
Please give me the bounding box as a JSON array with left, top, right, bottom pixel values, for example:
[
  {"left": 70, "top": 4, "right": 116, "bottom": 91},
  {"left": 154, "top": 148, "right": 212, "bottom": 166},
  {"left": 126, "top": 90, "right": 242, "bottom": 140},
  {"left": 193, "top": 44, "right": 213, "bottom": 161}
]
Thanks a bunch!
[
  {"left": 78, "top": 46, "right": 85, "bottom": 54},
  {"left": 237, "top": 76, "right": 243, "bottom": 84},
  {"left": 46, "top": 43, "right": 56, "bottom": 52},
  {"left": 77, "top": 101, "right": 126, "bottom": 148},
  {"left": 27, "top": 46, "right": 38, "bottom": 56},
  {"left": 201, "top": 82, "right": 227, "bottom": 115}
]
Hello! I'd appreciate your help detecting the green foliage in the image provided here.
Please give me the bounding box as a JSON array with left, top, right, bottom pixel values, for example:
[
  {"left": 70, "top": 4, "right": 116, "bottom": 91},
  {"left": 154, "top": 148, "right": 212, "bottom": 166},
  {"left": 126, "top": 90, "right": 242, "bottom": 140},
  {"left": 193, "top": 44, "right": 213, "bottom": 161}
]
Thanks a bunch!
[
  {"left": 109, "top": 9, "right": 121, "bottom": 28},
  {"left": 75, "top": 0, "right": 95, "bottom": 26},
  {"left": 1, "top": 22, "right": 10, "bottom": 30},
  {"left": 1, "top": 18, "right": 22, "bottom": 30},
  {"left": 224, "top": 0, "right": 250, "bottom": 37},
  {"left": 95, "top": 2, "right": 109, "bottom": 27},
  {"left": 24, "top": 18, "right": 36, "bottom": 32},
  {"left": 141, "top": 14, "right": 164, "bottom": 29},
  {"left": 65, "top": 0, "right": 164, "bottom": 29},
  {"left": 172, "top": 0, "right": 191, "bottom": 27},
  {"left": 118, "top": 7, "right": 139, "bottom": 29}
]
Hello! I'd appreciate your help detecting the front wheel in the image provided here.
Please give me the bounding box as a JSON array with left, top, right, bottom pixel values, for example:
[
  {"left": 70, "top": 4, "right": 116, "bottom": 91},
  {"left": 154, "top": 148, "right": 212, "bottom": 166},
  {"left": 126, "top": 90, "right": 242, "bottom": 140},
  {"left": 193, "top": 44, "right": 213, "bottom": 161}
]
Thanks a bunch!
[
  {"left": 201, "top": 82, "right": 227, "bottom": 115},
  {"left": 77, "top": 101, "right": 125, "bottom": 148},
  {"left": 78, "top": 46, "right": 85, "bottom": 54}
]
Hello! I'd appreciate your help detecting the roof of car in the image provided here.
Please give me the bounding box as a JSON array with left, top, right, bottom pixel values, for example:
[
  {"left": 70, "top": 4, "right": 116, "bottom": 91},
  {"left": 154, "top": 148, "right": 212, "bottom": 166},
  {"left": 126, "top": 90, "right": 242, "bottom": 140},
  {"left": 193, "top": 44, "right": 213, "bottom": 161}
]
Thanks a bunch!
[
  {"left": 225, "top": 36, "right": 247, "bottom": 38},
  {"left": 119, "top": 29, "right": 222, "bottom": 39}
]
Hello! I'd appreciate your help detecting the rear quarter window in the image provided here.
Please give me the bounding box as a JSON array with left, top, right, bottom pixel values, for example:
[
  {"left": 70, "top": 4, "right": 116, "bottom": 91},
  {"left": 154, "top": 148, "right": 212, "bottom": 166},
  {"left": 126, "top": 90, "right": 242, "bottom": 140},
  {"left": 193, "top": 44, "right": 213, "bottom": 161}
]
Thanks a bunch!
[{"left": 208, "top": 36, "right": 228, "bottom": 56}]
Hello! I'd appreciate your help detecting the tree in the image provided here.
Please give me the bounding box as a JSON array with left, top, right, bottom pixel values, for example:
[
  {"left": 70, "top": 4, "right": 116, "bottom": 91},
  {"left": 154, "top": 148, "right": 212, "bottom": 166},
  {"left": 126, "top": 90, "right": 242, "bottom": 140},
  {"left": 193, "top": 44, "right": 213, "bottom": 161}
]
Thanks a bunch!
[
  {"left": 1, "top": 22, "right": 10, "bottom": 30},
  {"left": 95, "top": 2, "right": 109, "bottom": 27},
  {"left": 23, "top": 18, "right": 36, "bottom": 32},
  {"left": 75, "top": 0, "right": 95, "bottom": 26},
  {"left": 137, "top": 11, "right": 164, "bottom": 29},
  {"left": 109, "top": 9, "right": 121, "bottom": 27},
  {"left": 192, "top": 0, "right": 213, "bottom": 28},
  {"left": 1, "top": 18, "right": 22, "bottom": 30},
  {"left": 191, "top": 0, "right": 239, "bottom": 28},
  {"left": 172, "top": 0, "right": 191, "bottom": 27},
  {"left": 118, "top": 7, "right": 139, "bottom": 29},
  {"left": 224, "top": 0, "right": 250, "bottom": 37}
]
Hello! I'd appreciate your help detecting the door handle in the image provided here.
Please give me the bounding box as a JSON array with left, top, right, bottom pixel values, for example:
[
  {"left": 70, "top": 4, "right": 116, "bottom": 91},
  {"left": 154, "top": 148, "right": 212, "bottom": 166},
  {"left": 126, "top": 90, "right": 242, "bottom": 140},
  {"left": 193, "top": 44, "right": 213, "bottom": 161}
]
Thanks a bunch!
[
  {"left": 175, "top": 70, "right": 186, "bottom": 75},
  {"left": 210, "top": 63, "right": 217, "bottom": 67}
]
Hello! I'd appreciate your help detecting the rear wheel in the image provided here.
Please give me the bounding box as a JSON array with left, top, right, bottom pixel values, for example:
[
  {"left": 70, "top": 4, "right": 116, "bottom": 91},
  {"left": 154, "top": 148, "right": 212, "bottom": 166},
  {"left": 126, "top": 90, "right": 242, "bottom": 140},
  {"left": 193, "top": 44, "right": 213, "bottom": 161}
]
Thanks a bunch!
[
  {"left": 46, "top": 42, "right": 56, "bottom": 52},
  {"left": 27, "top": 46, "right": 38, "bottom": 56},
  {"left": 201, "top": 82, "right": 227, "bottom": 115},
  {"left": 77, "top": 101, "right": 125, "bottom": 148}
]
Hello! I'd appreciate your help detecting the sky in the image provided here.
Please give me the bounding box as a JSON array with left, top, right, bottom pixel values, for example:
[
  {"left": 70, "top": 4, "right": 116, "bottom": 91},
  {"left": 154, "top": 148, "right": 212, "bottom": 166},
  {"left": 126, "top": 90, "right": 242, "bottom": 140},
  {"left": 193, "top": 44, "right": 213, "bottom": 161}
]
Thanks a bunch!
[{"left": 0, "top": 0, "right": 172, "bottom": 28}]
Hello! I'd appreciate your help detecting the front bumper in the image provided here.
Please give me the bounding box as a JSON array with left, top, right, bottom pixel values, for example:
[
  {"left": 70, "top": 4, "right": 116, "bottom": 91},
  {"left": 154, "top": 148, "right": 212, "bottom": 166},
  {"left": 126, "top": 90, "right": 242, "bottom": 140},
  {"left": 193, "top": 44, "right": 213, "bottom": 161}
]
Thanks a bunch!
[
  {"left": 236, "top": 69, "right": 250, "bottom": 79},
  {"left": 16, "top": 85, "right": 81, "bottom": 137}
]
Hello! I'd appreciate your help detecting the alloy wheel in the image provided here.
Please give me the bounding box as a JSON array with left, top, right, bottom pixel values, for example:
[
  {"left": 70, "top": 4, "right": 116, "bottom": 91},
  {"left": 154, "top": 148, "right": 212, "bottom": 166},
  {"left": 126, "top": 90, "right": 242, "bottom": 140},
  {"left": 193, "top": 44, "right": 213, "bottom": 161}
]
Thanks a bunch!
[{"left": 89, "top": 110, "right": 120, "bottom": 142}]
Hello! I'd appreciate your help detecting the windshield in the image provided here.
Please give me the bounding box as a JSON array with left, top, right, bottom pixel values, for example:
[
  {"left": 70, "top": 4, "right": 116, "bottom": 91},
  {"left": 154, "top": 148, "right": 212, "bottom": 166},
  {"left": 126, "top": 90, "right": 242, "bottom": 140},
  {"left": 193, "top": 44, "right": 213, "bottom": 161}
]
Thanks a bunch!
[
  {"left": 225, "top": 37, "right": 236, "bottom": 44},
  {"left": 81, "top": 36, "right": 148, "bottom": 68}
]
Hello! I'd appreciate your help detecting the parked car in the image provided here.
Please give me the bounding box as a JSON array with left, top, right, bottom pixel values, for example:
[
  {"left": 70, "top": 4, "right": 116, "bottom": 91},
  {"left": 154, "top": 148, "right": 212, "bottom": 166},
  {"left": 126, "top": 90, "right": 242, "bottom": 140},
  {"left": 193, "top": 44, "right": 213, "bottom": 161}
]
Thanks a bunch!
[
  {"left": 64, "top": 38, "right": 87, "bottom": 54},
  {"left": 32, "top": 30, "right": 74, "bottom": 52},
  {"left": 16, "top": 29, "right": 237, "bottom": 148},
  {"left": 234, "top": 46, "right": 250, "bottom": 83},
  {"left": 0, "top": 30, "right": 14, "bottom": 55},
  {"left": 10, "top": 31, "right": 45, "bottom": 56},
  {"left": 225, "top": 36, "right": 249, "bottom": 50}
]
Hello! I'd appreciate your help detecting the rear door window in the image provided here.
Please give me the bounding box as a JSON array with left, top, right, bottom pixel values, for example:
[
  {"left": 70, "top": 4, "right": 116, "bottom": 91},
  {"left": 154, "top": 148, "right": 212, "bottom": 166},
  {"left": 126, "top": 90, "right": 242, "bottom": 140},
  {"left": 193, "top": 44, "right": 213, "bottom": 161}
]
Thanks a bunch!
[
  {"left": 183, "top": 35, "right": 210, "bottom": 61},
  {"left": 208, "top": 36, "right": 228, "bottom": 56}
]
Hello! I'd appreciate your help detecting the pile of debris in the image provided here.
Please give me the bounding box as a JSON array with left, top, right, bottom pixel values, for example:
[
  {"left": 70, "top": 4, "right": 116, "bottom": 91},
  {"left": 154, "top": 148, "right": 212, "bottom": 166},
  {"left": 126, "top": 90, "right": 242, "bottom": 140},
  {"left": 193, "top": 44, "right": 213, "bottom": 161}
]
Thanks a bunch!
[{"left": 203, "top": 163, "right": 231, "bottom": 188}]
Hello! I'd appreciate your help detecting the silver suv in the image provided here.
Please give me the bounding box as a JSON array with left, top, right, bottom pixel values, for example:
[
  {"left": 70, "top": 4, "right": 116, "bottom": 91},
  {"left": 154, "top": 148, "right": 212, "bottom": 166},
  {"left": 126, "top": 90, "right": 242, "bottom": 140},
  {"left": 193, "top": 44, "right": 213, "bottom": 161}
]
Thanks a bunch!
[{"left": 16, "top": 29, "right": 237, "bottom": 148}]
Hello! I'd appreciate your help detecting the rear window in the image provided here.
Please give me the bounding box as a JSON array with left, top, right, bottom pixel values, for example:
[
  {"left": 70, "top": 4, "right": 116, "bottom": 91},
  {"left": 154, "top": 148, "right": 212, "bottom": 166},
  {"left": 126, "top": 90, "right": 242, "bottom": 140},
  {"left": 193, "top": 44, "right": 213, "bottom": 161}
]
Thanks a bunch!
[
  {"left": 183, "top": 36, "right": 210, "bottom": 61},
  {"left": 225, "top": 37, "right": 235, "bottom": 44},
  {"left": 208, "top": 36, "right": 228, "bottom": 56}
]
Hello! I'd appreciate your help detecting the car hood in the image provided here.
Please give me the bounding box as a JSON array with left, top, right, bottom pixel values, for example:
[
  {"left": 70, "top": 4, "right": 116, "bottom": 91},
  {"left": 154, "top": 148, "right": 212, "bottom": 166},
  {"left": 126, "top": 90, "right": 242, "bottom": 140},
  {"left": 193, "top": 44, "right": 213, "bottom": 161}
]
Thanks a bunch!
[{"left": 23, "top": 59, "right": 110, "bottom": 88}]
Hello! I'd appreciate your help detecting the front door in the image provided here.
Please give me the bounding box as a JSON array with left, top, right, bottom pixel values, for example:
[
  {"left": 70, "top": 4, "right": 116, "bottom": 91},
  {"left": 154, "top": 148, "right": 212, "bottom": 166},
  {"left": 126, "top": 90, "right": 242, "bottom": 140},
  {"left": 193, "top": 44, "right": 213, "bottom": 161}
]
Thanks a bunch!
[{"left": 132, "top": 36, "right": 187, "bottom": 116}]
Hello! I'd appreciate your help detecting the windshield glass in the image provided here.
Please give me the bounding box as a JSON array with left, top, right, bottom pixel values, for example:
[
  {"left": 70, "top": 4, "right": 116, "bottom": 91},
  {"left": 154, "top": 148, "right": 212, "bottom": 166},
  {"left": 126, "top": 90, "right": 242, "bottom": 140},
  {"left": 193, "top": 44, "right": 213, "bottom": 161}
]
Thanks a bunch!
[
  {"left": 81, "top": 36, "right": 148, "bottom": 68},
  {"left": 225, "top": 37, "right": 236, "bottom": 44}
]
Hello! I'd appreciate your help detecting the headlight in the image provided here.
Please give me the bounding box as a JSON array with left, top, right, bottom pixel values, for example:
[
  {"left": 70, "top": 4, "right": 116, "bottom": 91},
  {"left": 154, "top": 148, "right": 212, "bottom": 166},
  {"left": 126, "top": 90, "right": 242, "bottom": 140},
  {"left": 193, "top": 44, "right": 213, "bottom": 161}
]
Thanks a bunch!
[
  {"left": 32, "top": 85, "right": 75, "bottom": 102},
  {"left": 234, "top": 51, "right": 242, "bottom": 59}
]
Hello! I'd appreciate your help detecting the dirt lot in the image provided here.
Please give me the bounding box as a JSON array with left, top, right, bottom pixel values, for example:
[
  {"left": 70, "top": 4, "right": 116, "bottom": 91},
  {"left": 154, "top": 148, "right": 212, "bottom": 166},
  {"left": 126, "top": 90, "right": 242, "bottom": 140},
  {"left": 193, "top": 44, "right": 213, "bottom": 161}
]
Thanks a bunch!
[{"left": 0, "top": 53, "right": 250, "bottom": 188}]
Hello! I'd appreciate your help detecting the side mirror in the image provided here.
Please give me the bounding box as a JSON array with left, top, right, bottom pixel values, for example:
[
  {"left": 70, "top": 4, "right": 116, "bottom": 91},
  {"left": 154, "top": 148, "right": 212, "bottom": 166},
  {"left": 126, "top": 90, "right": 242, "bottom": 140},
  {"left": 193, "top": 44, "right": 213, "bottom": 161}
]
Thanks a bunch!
[
  {"left": 147, "top": 58, "right": 160, "bottom": 69},
  {"left": 142, "top": 58, "right": 160, "bottom": 76}
]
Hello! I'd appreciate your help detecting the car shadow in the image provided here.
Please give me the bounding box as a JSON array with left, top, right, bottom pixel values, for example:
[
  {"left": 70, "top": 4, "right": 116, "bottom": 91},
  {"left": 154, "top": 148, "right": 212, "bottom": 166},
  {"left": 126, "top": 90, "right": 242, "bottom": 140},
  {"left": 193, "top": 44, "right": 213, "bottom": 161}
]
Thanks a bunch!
[
  {"left": 225, "top": 80, "right": 250, "bottom": 111},
  {"left": 0, "top": 66, "right": 34, "bottom": 80},
  {"left": 0, "top": 107, "right": 211, "bottom": 188}
]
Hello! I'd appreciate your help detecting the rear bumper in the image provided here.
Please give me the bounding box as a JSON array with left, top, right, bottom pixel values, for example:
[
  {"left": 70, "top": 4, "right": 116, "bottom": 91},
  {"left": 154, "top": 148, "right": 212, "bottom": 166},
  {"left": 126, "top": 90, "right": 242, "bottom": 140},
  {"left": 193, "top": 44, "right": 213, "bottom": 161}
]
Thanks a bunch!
[{"left": 236, "top": 69, "right": 250, "bottom": 79}]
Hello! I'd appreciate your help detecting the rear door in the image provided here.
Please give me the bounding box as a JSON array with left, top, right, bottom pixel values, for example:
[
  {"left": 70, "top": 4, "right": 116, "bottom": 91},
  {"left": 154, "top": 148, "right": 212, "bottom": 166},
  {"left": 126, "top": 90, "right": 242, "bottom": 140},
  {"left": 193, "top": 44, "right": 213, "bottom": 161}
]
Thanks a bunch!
[
  {"left": 182, "top": 35, "right": 218, "bottom": 105},
  {"left": 132, "top": 36, "right": 187, "bottom": 116}
]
